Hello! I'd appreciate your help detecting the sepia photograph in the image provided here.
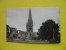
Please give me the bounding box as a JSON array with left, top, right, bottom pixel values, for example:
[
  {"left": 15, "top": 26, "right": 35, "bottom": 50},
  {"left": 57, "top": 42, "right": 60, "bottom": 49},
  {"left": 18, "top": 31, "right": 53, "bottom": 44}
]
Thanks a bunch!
[{"left": 6, "top": 7, "right": 60, "bottom": 43}]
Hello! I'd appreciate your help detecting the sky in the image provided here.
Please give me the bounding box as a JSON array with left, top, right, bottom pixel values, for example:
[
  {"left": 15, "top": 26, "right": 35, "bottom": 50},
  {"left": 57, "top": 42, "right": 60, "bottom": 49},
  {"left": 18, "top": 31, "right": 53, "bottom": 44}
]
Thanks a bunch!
[{"left": 7, "top": 7, "right": 60, "bottom": 32}]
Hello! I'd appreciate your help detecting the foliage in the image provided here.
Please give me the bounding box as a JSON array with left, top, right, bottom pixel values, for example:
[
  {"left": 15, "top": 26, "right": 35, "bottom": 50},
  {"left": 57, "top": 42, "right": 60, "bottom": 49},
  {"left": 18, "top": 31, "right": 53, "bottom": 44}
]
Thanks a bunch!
[{"left": 38, "top": 19, "right": 60, "bottom": 42}]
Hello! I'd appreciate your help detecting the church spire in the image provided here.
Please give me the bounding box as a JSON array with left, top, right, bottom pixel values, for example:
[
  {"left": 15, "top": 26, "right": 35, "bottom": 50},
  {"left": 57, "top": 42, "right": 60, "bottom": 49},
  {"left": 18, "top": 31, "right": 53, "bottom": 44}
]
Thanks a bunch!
[
  {"left": 27, "top": 8, "right": 33, "bottom": 25},
  {"left": 26, "top": 8, "right": 33, "bottom": 40}
]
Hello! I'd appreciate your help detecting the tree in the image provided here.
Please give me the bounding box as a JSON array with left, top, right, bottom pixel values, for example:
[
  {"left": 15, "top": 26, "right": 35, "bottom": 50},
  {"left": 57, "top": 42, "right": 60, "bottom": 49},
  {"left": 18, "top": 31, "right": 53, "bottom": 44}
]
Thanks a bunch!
[
  {"left": 38, "top": 19, "right": 60, "bottom": 42},
  {"left": 7, "top": 25, "right": 11, "bottom": 39}
]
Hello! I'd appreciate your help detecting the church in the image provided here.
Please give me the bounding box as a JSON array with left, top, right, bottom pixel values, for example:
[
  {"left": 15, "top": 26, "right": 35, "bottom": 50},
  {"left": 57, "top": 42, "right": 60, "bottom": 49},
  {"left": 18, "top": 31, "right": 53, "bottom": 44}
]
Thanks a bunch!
[
  {"left": 25, "top": 8, "right": 38, "bottom": 40},
  {"left": 7, "top": 8, "right": 38, "bottom": 41},
  {"left": 17, "top": 8, "right": 38, "bottom": 40},
  {"left": 26, "top": 8, "right": 33, "bottom": 40}
]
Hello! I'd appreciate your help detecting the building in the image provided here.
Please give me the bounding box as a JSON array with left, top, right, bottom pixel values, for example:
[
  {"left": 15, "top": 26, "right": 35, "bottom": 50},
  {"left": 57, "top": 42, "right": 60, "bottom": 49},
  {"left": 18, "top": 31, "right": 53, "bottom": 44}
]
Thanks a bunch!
[
  {"left": 15, "top": 8, "right": 38, "bottom": 40},
  {"left": 7, "top": 8, "right": 38, "bottom": 41},
  {"left": 26, "top": 8, "right": 33, "bottom": 40},
  {"left": 18, "top": 30, "right": 26, "bottom": 40},
  {"left": 26, "top": 8, "right": 38, "bottom": 40}
]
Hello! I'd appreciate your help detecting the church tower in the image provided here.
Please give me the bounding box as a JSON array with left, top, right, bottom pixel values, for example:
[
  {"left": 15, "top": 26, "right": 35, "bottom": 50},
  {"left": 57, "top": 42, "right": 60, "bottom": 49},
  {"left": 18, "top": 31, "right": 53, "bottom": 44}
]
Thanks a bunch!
[{"left": 26, "top": 8, "right": 33, "bottom": 40}]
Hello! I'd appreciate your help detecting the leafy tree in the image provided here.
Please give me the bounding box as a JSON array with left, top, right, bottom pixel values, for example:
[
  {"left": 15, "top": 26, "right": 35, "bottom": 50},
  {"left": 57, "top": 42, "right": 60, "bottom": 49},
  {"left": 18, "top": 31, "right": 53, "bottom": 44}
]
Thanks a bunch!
[
  {"left": 38, "top": 19, "right": 60, "bottom": 42},
  {"left": 7, "top": 25, "right": 10, "bottom": 39}
]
